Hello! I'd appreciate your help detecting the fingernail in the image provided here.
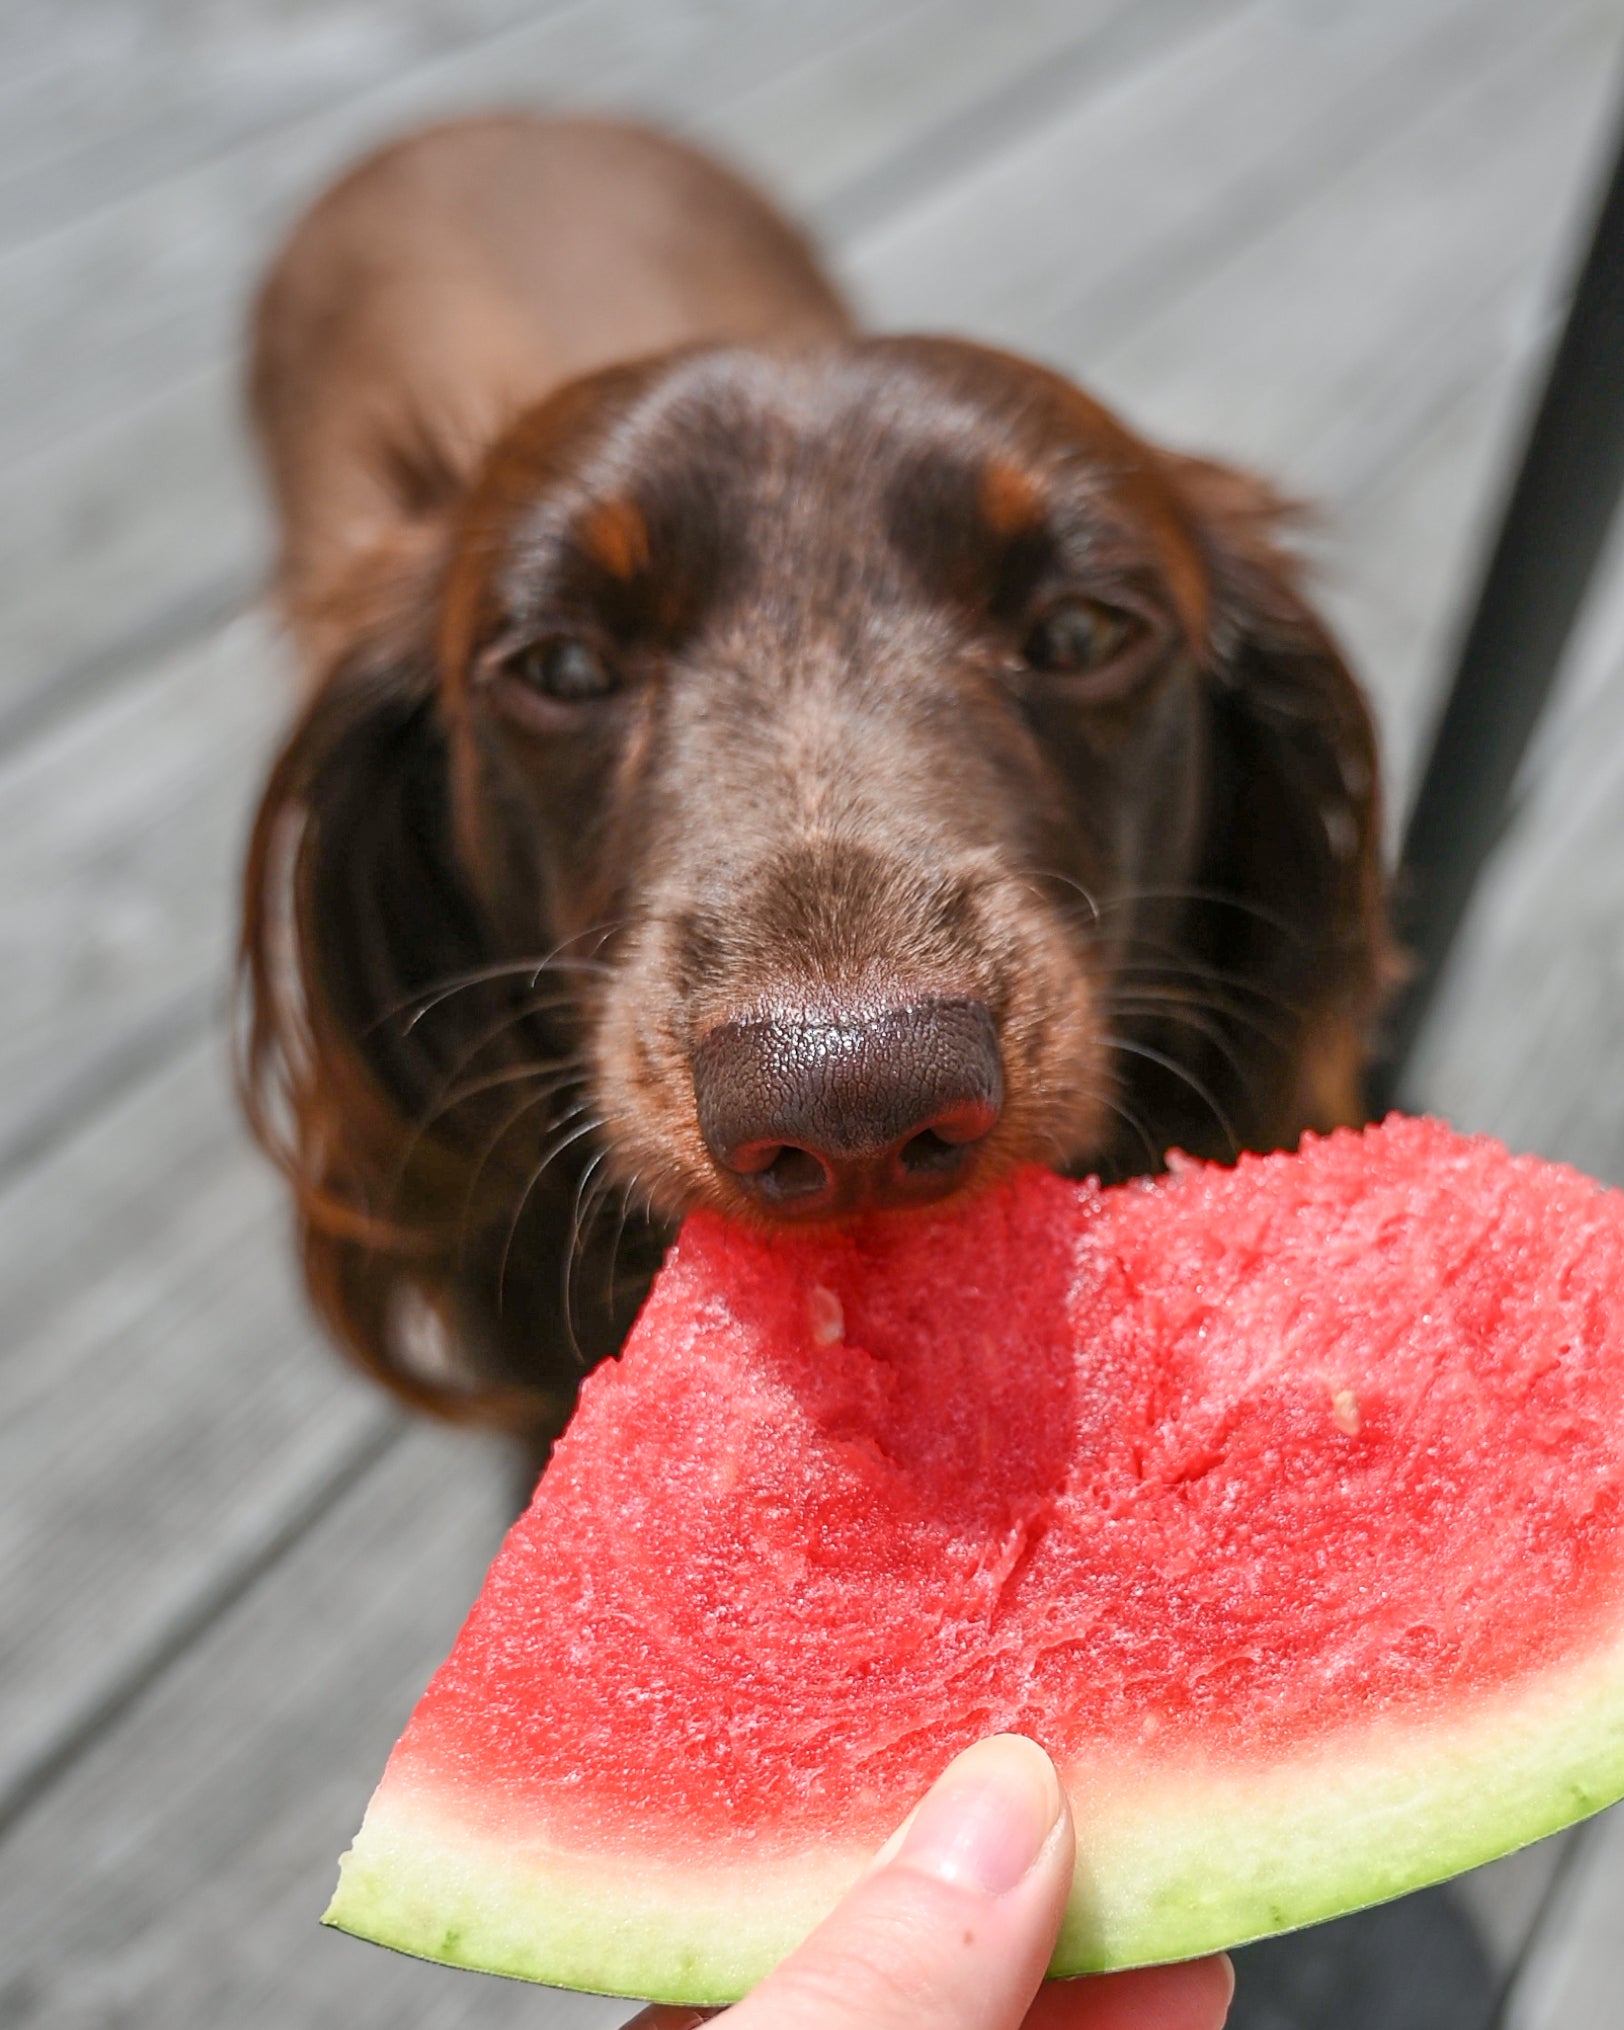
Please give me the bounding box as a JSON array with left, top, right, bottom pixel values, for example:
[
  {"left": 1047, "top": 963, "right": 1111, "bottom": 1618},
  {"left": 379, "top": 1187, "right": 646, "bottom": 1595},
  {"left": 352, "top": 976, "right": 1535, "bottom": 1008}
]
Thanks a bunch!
[{"left": 890, "top": 1734, "right": 1063, "bottom": 1897}]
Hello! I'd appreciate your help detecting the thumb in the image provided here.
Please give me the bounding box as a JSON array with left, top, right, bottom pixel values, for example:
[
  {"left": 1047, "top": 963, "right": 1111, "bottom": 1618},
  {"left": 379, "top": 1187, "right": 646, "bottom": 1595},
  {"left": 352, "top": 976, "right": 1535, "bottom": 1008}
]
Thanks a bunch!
[
  {"left": 729, "top": 1732, "right": 1070, "bottom": 2030},
  {"left": 646, "top": 1734, "right": 1073, "bottom": 2030},
  {"left": 626, "top": 1736, "right": 1234, "bottom": 2030}
]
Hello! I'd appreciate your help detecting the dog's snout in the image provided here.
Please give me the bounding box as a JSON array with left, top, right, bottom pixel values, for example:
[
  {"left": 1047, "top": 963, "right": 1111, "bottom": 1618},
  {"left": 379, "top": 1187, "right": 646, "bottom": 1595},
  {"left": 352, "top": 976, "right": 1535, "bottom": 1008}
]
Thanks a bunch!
[{"left": 693, "top": 996, "right": 1003, "bottom": 1217}]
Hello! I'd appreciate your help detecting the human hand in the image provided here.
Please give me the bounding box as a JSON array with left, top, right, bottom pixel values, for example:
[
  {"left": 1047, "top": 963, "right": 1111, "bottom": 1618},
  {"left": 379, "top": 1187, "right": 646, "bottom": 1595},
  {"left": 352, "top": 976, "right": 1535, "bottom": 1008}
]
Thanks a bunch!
[{"left": 626, "top": 1734, "right": 1232, "bottom": 2030}]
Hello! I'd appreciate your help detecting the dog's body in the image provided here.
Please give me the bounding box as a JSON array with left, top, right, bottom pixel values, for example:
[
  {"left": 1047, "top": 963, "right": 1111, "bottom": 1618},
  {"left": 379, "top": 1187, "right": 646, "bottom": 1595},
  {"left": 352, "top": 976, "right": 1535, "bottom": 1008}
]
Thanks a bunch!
[{"left": 242, "top": 115, "right": 1388, "bottom": 1449}]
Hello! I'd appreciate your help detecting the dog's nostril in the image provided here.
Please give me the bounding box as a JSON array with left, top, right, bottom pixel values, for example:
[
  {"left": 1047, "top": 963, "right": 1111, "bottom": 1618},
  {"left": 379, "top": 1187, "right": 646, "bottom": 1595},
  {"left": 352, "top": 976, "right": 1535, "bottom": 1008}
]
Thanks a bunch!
[
  {"left": 754, "top": 1146, "right": 830, "bottom": 1202},
  {"left": 899, "top": 1128, "right": 967, "bottom": 1177},
  {"left": 693, "top": 996, "right": 1003, "bottom": 1217}
]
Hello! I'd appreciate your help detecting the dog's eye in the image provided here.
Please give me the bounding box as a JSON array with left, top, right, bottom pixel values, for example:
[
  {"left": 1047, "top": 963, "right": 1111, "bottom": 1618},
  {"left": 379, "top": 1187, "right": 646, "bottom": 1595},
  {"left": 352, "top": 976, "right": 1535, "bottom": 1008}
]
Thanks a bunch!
[
  {"left": 505, "top": 637, "right": 617, "bottom": 702},
  {"left": 1022, "top": 599, "right": 1135, "bottom": 676}
]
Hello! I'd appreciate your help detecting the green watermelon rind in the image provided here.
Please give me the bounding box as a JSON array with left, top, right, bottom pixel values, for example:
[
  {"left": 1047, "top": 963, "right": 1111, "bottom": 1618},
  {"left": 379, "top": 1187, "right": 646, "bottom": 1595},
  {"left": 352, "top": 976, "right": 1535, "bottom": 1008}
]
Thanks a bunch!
[{"left": 323, "top": 1628, "right": 1624, "bottom": 2002}]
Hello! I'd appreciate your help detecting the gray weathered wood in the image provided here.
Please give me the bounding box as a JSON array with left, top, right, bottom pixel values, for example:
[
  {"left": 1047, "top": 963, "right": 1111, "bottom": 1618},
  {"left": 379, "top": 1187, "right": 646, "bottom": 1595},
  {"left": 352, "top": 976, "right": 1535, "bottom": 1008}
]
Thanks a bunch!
[
  {"left": 1319, "top": 364, "right": 1538, "bottom": 819},
  {"left": 8, "top": 5, "right": 1624, "bottom": 2019},
  {"left": 15, "top": 0, "right": 1545, "bottom": 1840},
  {"left": 846, "top": 0, "right": 1548, "bottom": 354},
  {"left": 0, "top": 0, "right": 1099, "bottom": 472},
  {"left": 1072, "top": 0, "right": 1623, "bottom": 509},
  {"left": 0, "top": 1033, "right": 390, "bottom": 1822},
  {"left": 1504, "top": 1804, "right": 1624, "bottom": 2030},
  {"left": 1450, "top": 1836, "right": 1578, "bottom": 1981},
  {"left": 7, "top": 0, "right": 1622, "bottom": 1837},
  {"left": 0, "top": 1423, "right": 627, "bottom": 2029},
  {"left": 0, "top": 609, "right": 282, "bottom": 1175},
  {"left": 1400, "top": 512, "right": 1624, "bottom": 1181},
  {"left": 0, "top": 363, "right": 263, "bottom": 750},
  {"left": 0, "top": 0, "right": 1219, "bottom": 736},
  {"left": 0, "top": 0, "right": 554, "bottom": 246}
]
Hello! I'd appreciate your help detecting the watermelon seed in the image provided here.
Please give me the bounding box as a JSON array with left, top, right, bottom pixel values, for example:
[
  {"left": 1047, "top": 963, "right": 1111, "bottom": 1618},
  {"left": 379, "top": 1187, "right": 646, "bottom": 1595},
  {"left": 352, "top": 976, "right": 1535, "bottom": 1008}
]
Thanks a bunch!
[
  {"left": 809, "top": 1285, "right": 845, "bottom": 1346},
  {"left": 1332, "top": 1388, "right": 1362, "bottom": 1437}
]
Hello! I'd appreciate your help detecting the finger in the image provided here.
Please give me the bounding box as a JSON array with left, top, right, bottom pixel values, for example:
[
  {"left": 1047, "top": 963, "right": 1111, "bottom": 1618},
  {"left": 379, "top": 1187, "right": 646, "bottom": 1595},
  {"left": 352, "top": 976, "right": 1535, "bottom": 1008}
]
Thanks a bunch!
[
  {"left": 719, "top": 1733, "right": 1074, "bottom": 2030},
  {"left": 1021, "top": 1957, "right": 1235, "bottom": 2030},
  {"left": 622, "top": 1951, "right": 1234, "bottom": 2030}
]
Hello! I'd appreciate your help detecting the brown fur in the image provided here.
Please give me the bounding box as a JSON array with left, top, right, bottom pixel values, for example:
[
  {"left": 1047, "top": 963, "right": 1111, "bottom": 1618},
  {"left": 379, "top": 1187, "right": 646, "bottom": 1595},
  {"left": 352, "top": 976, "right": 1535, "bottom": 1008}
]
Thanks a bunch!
[{"left": 240, "top": 115, "right": 1390, "bottom": 1448}]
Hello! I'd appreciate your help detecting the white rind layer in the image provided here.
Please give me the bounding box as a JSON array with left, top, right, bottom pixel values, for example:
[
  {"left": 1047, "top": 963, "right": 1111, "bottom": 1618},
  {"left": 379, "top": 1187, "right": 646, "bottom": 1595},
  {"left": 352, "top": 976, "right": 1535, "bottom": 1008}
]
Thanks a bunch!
[{"left": 324, "top": 1619, "right": 1624, "bottom": 2002}]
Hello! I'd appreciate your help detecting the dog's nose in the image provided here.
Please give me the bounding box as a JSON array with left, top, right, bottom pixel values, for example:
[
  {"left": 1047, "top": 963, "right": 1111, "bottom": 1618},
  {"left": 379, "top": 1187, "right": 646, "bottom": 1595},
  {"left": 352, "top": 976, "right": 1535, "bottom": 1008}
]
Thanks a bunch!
[{"left": 693, "top": 996, "right": 1003, "bottom": 1216}]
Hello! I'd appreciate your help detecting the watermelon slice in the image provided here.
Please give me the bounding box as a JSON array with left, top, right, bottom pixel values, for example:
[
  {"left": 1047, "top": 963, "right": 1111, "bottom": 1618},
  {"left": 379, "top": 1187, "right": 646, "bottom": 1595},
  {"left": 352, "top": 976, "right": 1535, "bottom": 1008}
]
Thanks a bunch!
[{"left": 326, "top": 1116, "right": 1624, "bottom": 2000}]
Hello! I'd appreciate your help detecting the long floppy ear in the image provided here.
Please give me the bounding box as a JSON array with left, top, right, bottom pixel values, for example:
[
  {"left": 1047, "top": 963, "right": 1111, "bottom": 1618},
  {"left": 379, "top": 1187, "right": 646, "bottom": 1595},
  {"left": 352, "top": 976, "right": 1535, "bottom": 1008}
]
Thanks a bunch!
[
  {"left": 237, "top": 551, "right": 594, "bottom": 1443},
  {"left": 1157, "top": 454, "right": 1394, "bottom": 1152}
]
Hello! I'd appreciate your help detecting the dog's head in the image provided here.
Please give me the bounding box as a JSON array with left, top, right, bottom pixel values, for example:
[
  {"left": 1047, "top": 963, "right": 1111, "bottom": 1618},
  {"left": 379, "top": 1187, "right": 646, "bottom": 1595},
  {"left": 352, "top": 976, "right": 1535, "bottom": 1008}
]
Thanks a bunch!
[{"left": 242, "top": 339, "right": 1386, "bottom": 1436}]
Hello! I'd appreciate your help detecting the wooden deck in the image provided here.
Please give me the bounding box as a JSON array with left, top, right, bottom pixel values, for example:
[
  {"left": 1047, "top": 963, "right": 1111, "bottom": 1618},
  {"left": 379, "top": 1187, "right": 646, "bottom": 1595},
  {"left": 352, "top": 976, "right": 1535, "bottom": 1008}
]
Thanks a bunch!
[{"left": 4, "top": 3, "right": 1624, "bottom": 2023}]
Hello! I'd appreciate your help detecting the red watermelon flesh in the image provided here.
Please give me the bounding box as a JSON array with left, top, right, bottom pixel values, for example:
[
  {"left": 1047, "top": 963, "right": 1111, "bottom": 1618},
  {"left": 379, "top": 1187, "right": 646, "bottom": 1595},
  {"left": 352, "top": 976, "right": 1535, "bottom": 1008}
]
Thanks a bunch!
[{"left": 326, "top": 1117, "right": 1624, "bottom": 1999}]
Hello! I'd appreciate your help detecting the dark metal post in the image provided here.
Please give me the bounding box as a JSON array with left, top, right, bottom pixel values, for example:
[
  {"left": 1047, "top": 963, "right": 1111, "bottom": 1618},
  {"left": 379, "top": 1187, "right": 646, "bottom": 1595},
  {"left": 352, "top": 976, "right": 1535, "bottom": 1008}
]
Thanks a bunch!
[{"left": 1370, "top": 108, "right": 1624, "bottom": 1112}]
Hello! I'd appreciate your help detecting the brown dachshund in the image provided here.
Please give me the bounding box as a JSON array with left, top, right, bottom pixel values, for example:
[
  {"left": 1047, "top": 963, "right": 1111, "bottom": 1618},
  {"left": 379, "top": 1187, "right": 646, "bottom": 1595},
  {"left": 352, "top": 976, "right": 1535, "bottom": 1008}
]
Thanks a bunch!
[{"left": 240, "top": 115, "right": 1389, "bottom": 1452}]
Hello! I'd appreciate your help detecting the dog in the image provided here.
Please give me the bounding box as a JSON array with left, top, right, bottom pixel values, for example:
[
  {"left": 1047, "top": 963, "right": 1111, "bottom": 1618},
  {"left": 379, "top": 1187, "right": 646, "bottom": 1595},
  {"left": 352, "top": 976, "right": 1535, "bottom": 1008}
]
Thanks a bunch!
[{"left": 239, "top": 114, "right": 1389, "bottom": 1456}]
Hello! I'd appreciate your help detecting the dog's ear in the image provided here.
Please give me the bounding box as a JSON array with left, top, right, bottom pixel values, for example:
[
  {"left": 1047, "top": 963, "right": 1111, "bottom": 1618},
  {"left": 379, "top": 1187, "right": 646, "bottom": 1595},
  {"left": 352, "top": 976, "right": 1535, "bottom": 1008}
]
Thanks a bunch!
[
  {"left": 1159, "top": 454, "right": 1393, "bottom": 1148},
  {"left": 238, "top": 545, "right": 573, "bottom": 1441}
]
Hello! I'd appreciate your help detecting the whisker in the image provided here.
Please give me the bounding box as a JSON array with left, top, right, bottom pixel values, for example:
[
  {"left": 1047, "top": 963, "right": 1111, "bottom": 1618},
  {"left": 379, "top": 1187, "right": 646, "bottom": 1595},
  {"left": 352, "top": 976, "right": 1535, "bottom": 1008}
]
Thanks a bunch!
[
  {"left": 1092, "top": 885, "right": 1305, "bottom": 943},
  {"left": 368, "top": 918, "right": 631, "bottom": 1035},
  {"left": 1107, "top": 980, "right": 1296, "bottom": 1049},
  {"left": 396, "top": 957, "right": 610, "bottom": 1036},
  {"left": 605, "top": 1169, "right": 644, "bottom": 1313},
  {"left": 1106, "top": 943, "right": 1308, "bottom": 1015},
  {"left": 1026, "top": 867, "right": 1101, "bottom": 923},
  {"left": 1097, "top": 1094, "right": 1164, "bottom": 1173},
  {"left": 388, "top": 1041, "right": 589, "bottom": 1209},
  {"left": 562, "top": 1151, "right": 612, "bottom": 1366},
  {"left": 458, "top": 1084, "right": 592, "bottom": 1260},
  {"left": 1100, "top": 1034, "right": 1239, "bottom": 1156},
  {"left": 1108, "top": 998, "right": 1267, "bottom": 1097},
  {"left": 496, "top": 1114, "right": 605, "bottom": 1316},
  {"left": 428, "top": 985, "right": 591, "bottom": 1089}
]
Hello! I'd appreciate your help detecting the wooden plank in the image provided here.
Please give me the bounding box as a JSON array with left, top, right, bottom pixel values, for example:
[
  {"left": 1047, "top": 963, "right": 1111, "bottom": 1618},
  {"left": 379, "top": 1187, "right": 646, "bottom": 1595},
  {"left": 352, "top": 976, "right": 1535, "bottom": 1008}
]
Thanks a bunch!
[
  {"left": 0, "top": 0, "right": 553, "bottom": 246},
  {"left": 1317, "top": 366, "right": 1537, "bottom": 819},
  {"left": 846, "top": 0, "right": 1624, "bottom": 795},
  {"left": 0, "top": 0, "right": 903, "bottom": 732},
  {"left": 0, "top": 0, "right": 968, "bottom": 473},
  {"left": 0, "top": 1423, "right": 628, "bottom": 2030},
  {"left": 0, "top": 608, "right": 283, "bottom": 1174},
  {"left": 0, "top": 1032, "right": 394, "bottom": 1822},
  {"left": 1398, "top": 511, "right": 1624, "bottom": 1180},
  {"left": 1504, "top": 1805, "right": 1624, "bottom": 2030},
  {"left": 718, "top": 0, "right": 1222, "bottom": 242},
  {"left": 0, "top": 365, "right": 260, "bottom": 750},
  {"left": 1072, "top": 0, "right": 1624, "bottom": 514},
  {"left": 845, "top": 0, "right": 1548, "bottom": 357},
  {"left": 6, "top": 8, "right": 1623, "bottom": 2005},
  {"left": 1452, "top": 1838, "right": 1578, "bottom": 1982},
  {"left": 0, "top": 0, "right": 1219, "bottom": 735}
]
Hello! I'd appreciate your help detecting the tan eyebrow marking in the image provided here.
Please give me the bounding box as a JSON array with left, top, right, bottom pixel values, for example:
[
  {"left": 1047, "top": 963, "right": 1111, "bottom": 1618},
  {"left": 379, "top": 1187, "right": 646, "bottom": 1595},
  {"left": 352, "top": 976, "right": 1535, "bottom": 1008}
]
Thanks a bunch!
[
  {"left": 578, "top": 497, "right": 650, "bottom": 579},
  {"left": 979, "top": 458, "right": 1044, "bottom": 537}
]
